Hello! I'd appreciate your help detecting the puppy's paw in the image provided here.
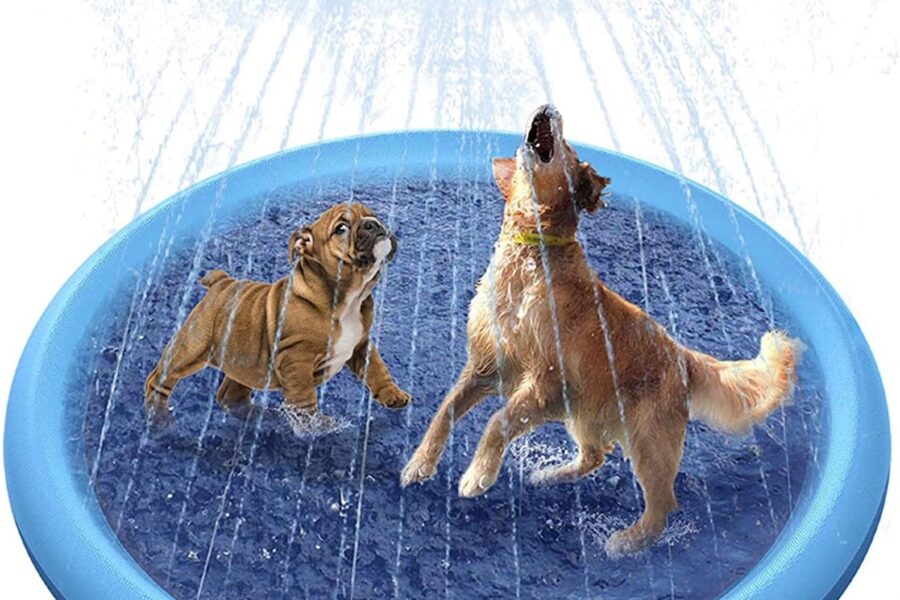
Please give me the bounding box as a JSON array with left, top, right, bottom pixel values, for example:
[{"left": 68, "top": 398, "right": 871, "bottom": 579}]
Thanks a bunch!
[
  {"left": 400, "top": 450, "right": 438, "bottom": 487},
  {"left": 280, "top": 405, "right": 344, "bottom": 437},
  {"left": 313, "top": 412, "right": 344, "bottom": 434},
  {"left": 458, "top": 464, "right": 498, "bottom": 498},
  {"left": 226, "top": 402, "right": 254, "bottom": 422},
  {"left": 376, "top": 384, "right": 411, "bottom": 409},
  {"left": 145, "top": 400, "right": 174, "bottom": 433}
]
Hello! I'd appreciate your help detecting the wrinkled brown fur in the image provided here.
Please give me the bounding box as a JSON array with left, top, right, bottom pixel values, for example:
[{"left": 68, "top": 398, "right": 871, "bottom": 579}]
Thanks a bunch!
[
  {"left": 401, "top": 105, "right": 800, "bottom": 556},
  {"left": 144, "top": 203, "right": 409, "bottom": 429}
]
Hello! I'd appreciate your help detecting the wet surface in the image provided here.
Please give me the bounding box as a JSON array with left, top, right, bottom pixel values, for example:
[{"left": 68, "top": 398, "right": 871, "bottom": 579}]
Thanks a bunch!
[{"left": 76, "top": 176, "right": 821, "bottom": 599}]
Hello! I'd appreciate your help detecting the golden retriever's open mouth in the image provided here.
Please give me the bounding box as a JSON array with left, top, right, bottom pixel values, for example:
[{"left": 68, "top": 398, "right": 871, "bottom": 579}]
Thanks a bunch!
[{"left": 526, "top": 109, "right": 554, "bottom": 163}]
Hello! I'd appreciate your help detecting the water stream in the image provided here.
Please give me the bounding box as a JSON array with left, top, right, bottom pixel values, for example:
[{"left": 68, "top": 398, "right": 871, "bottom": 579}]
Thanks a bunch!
[{"left": 69, "top": 2, "right": 835, "bottom": 597}]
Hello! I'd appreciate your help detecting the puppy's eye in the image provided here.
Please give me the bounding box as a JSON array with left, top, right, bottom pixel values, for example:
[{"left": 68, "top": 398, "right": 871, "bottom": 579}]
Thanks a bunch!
[{"left": 334, "top": 222, "right": 349, "bottom": 235}]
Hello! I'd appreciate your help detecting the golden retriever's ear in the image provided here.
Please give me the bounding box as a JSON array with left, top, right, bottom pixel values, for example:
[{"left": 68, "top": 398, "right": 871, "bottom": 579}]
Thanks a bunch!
[
  {"left": 574, "top": 161, "right": 611, "bottom": 212},
  {"left": 289, "top": 226, "right": 314, "bottom": 263},
  {"left": 492, "top": 157, "right": 516, "bottom": 202}
]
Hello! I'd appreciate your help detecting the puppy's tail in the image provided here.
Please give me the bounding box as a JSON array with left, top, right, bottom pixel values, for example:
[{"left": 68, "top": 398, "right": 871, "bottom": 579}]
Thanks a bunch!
[
  {"left": 200, "top": 269, "right": 231, "bottom": 289},
  {"left": 684, "top": 331, "right": 803, "bottom": 435}
]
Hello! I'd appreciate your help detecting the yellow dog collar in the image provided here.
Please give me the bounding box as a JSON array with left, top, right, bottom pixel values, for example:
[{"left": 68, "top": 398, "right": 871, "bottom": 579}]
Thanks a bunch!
[{"left": 504, "top": 230, "right": 577, "bottom": 247}]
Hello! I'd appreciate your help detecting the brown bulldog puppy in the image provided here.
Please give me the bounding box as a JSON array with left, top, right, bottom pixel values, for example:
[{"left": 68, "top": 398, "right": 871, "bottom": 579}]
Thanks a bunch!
[{"left": 144, "top": 202, "right": 410, "bottom": 430}]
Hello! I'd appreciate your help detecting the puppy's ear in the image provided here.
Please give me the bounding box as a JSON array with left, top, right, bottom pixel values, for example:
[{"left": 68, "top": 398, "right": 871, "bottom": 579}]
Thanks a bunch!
[
  {"left": 574, "top": 161, "right": 611, "bottom": 213},
  {"left": 288, "top": 226, "right": 314, "bottom": 263},
  {"left": 492, "top": 157, "right": 516, "bottom": 202}
]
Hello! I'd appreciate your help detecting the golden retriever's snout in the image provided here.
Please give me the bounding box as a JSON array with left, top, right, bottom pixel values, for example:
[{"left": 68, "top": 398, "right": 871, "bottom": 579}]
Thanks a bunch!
[{"left": 525, "top": 104, "right": 561, "bottom": 164}]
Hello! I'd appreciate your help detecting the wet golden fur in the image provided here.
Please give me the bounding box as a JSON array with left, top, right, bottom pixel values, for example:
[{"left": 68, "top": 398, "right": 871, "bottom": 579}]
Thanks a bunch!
[
  {"left": 401, "top": 106, "right": 800, "bottom": 555},
  {"left": 144, "top": 203, "right": 410, "bottom": 429}
]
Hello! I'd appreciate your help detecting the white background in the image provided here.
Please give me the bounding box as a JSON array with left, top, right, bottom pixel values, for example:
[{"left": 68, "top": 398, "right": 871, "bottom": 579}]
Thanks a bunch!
[{"left": 1, "top": 1, "right": 897, "bottom": 597}]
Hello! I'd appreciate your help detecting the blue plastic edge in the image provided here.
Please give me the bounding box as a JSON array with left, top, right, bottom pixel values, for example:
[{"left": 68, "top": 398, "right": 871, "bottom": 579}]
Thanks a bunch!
[{"left": 3, "top": 130, "right": 890, "bottom": 600}]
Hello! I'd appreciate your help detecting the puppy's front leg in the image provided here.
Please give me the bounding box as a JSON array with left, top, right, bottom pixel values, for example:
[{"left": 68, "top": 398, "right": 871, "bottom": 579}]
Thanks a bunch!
[
  {"left": 276, "top": 350, "right": 318, "bottom": 411},
  {"left": 348, "top": 339, "right": 410, "bottom": 409},
  {"left": 277, "top": 350, "right": 343, "bottom": 434}
]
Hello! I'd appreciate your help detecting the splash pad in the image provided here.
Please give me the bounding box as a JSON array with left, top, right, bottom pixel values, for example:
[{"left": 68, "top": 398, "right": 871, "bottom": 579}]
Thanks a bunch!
[{"left": 5, "top": 132, "right": 888, "bottom": 599}]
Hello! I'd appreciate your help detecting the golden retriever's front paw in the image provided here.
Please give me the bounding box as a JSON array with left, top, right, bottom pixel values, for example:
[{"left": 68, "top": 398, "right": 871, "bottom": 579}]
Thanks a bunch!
[
  {"left": 376, "top": 384, "right": 411, "bottom": 409},
  {"left": 400, "top": 450, "right": 437, "bottom": 487},
  {"left": 458, "top": 464, "right": 498, "bottom": 498}
]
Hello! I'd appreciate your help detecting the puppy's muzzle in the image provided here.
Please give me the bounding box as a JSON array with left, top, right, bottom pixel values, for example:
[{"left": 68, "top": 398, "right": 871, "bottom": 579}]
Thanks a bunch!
[{"left": 355, "top": 217, "right": 397, "bottom": 267}]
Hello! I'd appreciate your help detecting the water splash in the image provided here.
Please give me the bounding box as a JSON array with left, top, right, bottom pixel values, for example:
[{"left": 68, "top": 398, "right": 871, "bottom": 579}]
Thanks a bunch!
[{"left": 72, "top": 2, "right": 836, "bottom": 596}]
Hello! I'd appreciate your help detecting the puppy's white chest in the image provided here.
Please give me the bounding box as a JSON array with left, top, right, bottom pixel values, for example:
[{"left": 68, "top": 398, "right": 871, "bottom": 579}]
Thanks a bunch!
[
  {"left": 323, "top": 304, "right": 364, "bottom": 380},
  {"left": 320, "top": 242, "right": 387, "bottom": 381}
]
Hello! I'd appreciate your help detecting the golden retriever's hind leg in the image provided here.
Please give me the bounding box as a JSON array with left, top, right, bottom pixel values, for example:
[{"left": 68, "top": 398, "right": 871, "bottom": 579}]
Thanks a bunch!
[
  {"left": 606, "top": 410, "right": 686, "bottom": 557},
  {"left": 216, "top": 376, "right": 254, "bottom": 421},
  {"left": 529, "top": 439, "right": 613, "bottom": 486}
]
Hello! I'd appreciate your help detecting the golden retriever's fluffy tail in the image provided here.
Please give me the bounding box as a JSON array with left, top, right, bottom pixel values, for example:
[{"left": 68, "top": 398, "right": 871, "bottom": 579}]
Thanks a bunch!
[
  {"left": 685, "top": 331, "right": 803, "bottom": 435},
  {"left": 200, "top": 269, "right": 231, "bottom": 289}
]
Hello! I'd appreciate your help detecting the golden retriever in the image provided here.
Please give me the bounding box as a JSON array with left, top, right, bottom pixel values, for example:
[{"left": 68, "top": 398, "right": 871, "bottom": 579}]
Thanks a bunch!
[{"left": 401, "top": 105, "right": 800, "bottom": 555}]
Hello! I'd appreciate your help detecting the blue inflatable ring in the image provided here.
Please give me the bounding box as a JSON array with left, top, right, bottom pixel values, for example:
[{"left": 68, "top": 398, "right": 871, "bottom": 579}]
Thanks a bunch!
[{"left": 4, "top": 132, "right": 889, "bottom": 599}]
